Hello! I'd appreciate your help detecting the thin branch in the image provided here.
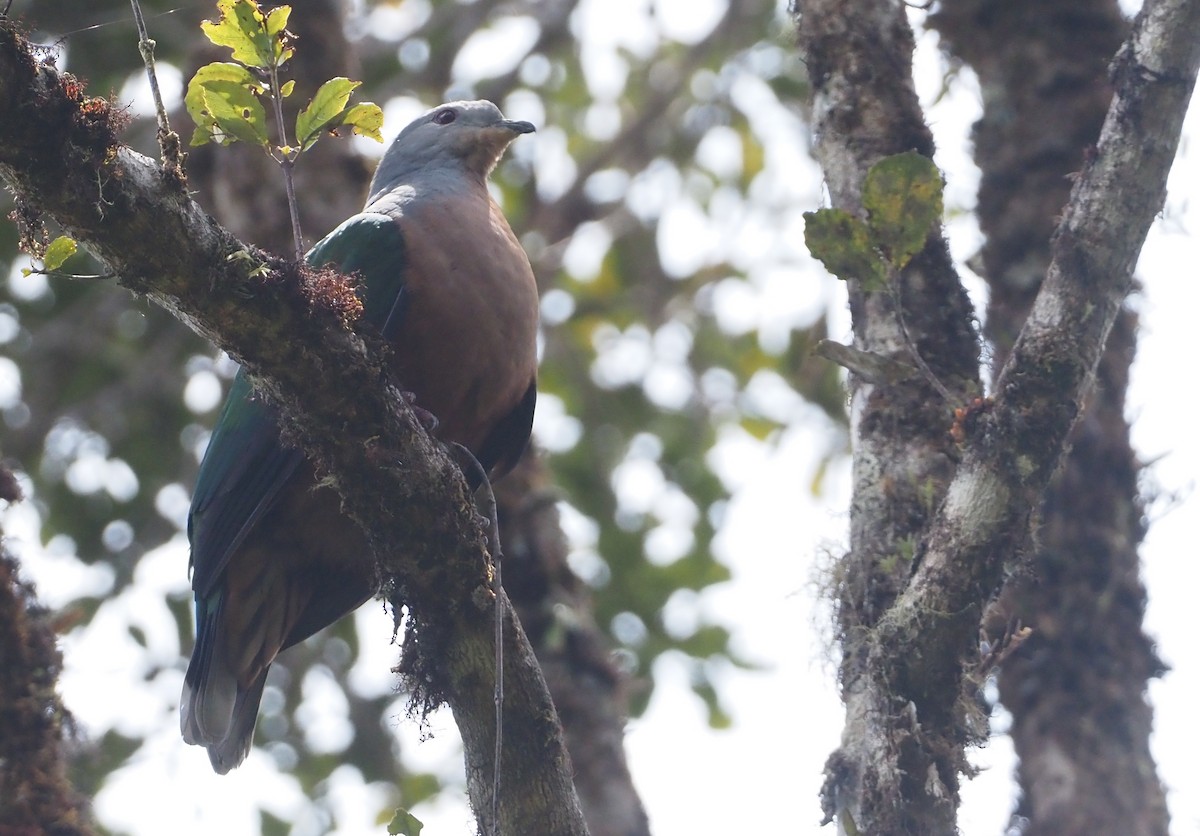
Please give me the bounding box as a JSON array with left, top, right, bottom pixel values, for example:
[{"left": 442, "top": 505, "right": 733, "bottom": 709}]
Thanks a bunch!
[
  {"left": 129, "top": 0, "right": 184, "bottom": 178},
  {"left": 898, "top": 0, "right": 1200, "bottom": 626},
  {"left": 446, "top": 441, "right": 507, "bottom": 834},
  {"left": 129, "top": 0, "right": 168, "bottom": 131},
  {"left": 889, "top": 278, "right": 957, "bottom": 404},
  {"left": 266, "top": 59, "right": 305, "bottom": 262},
  {"left": 931, "top": 1, "right": 1170, "bottom": 830}
]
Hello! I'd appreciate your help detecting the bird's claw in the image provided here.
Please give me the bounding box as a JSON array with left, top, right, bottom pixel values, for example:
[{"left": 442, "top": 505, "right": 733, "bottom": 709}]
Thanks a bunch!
[{"left": 399, "top": 390, "right": 440, "bottom": 432}]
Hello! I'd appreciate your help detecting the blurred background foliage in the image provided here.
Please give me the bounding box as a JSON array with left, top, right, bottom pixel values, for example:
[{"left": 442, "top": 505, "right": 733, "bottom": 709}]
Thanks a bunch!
[{"left": 1, "top": 0, "right": 847, "bottom": 828}]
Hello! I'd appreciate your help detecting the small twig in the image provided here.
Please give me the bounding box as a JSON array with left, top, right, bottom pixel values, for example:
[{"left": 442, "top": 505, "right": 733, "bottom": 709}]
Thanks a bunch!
[
  {"left": 34, "top": 270, "right": 116, "bottom": 281},
  {"left": 814, "top": 339, "right": 917, "bottom": 384},
  {"left": 129, "top": 1, "right": 168, "bottom": 129},
  {"left": 480, "top": 475, "right": 504, "bottom": 836},
  {"left": 977, "top": 620, "right": 1034, "bottom": 677},
  {"left": 889, "top": 278, "right": 957, "bottom": 404},
  {"left": 446, "top": 441, "right": 505, "bottom": 834},
  {"left": 266, "top": 63, "right": 305, "bottom": 262},
  {"left": 129, "top": 0, "right": 184, "bottom": 177}
]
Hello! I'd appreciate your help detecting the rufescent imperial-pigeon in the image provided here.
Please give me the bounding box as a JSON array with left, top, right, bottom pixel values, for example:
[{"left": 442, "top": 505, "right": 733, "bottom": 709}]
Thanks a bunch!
[{"left": 181, "top": 100, "right": 539, "bottom": 774}]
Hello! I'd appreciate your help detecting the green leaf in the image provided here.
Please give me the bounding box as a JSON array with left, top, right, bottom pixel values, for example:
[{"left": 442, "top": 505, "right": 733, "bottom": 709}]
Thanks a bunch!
[
  {"left": 803, "top": 208, "right": 887, "bottom": 290},
  {"left": 43, "top": 236, "right": 78, "bottom": 271},
  {"left": 279, "top": 79, "right": 295, "bottom": 98},
  {"left": 264, "top": 5, "right": 290, "bottom": 35},
  {"left": 185, "top": 62, "right": 265, "bottom": 146},
  {"left": 185, "top": 62, "right": 269, "bottom": 148},
  {"left": 387, "top": 808, "right": 424, "bottom": 836},
  {"left": 265, "top": 4, "right": 294, "bottom": 63},
  {"left": 201, "top": 0, "right": 276, "bottom": 68},
  {"left": 295, "top": 78, "right": 360, "bottom": 151},
  {"left": 739, "top": 415, "right": 777, "bottom": 441},
  {"left": 862, "top": 150, "right": 944, "bottom": 270},
  {"left": 340, "top": 102, "right": 384, "bottom": 143},
  {"left": 202, "top": 80, "right": 269, "bottom": 146},
  {"left": 734, "top": 123, "right": 764, "bottom": 185}
]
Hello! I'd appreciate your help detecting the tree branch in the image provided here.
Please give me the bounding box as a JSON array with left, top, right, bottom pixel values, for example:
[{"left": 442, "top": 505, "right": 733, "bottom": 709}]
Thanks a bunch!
[
  {"left": 0, "top": 21, "right": 587, "bottom": 835},
  {"left": 795, "top": 0, "right": 982, "bottom": 829},
  {"left": 931, "top": 1, "right": 1170, "bottom": 831},
  {"left": 0, "top": 468, "right": 96, "bottom": 835},
  {"left": 798, "top": 0, "right": 1199, "bottom": 830},
  {"left": 901, "top": 0, "right": 1199, "bottom": 656}
]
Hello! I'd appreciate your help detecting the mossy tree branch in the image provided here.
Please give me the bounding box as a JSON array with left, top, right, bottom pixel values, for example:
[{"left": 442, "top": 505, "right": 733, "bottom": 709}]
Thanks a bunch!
[{"left": 0, "top": 20, "right": 587, "bottom": 836}]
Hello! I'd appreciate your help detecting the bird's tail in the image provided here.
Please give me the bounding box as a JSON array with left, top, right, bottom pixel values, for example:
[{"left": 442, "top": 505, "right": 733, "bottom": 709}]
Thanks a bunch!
[{"left": 180, "top": 593, "right": 269, "bottom": 774}]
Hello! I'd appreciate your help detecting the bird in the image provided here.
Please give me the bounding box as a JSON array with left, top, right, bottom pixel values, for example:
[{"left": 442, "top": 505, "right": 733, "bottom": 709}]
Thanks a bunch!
[{"left": 180, "top": 100, "right": 539, "bottom": 774}]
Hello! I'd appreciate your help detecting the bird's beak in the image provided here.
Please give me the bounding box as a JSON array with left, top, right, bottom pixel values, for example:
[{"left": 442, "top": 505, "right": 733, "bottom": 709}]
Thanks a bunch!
[{"left": 500, "top": 119, "right": 536, "bottom": 135}]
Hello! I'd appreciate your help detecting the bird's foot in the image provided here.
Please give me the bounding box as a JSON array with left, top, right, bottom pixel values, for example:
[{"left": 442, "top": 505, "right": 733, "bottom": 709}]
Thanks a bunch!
[
  {"left": 399, "top": 391, "right": 440, "bottom": 432},
  {"left": 445, "top": 442, "right": 502, "bottom": 562}
]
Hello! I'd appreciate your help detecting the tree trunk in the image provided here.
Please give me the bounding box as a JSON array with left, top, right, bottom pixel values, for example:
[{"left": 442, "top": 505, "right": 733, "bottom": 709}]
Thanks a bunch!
[
  {"left": 932, "top": 2, "right": 1171, "bottom": 832},
  {"left": 793, "top": 0, "right": 1198, "bottom": 831}
]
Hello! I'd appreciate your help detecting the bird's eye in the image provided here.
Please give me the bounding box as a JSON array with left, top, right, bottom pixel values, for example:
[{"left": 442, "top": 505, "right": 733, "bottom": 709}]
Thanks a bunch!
[{"left": 432, "top": 108, "right": 457, "bottom": 126}]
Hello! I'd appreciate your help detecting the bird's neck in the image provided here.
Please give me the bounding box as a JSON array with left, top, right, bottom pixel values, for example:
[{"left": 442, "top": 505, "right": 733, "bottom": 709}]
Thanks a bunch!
[{"left": 365, "top": 165, "right": 487, "bottom": 212}]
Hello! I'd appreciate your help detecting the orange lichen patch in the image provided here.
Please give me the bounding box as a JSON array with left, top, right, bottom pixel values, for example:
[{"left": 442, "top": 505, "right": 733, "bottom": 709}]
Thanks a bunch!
[
  {"left": 950, "top": 396, "right": 991, "bottom": 445},
  {"left": 303, "top": 263, "right": 364, "bottom": 328}
]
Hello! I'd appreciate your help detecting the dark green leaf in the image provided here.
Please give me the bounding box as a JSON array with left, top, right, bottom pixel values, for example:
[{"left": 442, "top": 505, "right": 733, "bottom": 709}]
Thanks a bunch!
[
  {"left": 803, "top": 208, "right": 887, "bottom": 290},
  {"left": 387, "top": 808, "right": 424, "bottom": 836},
  {"left": 862, "top": 150, "right": 944, "bottom": 269}
]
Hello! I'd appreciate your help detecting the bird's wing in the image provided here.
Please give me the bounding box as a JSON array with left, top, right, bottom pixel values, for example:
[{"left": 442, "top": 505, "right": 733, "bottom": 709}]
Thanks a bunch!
[
  {"left": 477, "top": 380, "right": 536, "bottom": 479},
  {"left": 187, "top": 370, "right": 303, "bottom": 598},
  {"left": 188, "top": 213, "right": 409, "bottom": 597},
  {"left": 309, "top": 212, "right": 410, "bottom": 336}
]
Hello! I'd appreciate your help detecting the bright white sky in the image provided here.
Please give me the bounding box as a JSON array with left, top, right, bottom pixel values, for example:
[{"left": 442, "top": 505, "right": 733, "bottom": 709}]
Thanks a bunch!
[{"left": 6, "top": 2, "right": 1199, "bottom": 835}]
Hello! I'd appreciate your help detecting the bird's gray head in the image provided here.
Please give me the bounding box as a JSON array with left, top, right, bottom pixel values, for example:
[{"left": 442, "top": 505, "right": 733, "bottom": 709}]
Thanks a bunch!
[{"left": 367, "top": 100, "right": 535, "bottom": 201}]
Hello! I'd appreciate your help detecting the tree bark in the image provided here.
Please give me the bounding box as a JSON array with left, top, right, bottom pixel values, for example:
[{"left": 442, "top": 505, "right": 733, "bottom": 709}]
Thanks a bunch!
[
  {"left": 0, "top": 21, "right": 588, "bottom": 835},
  {"left": 931, "top": 2, "right": 1170, "bottom": 832},
  {"left": 497, "top": 455, "right": 650, "bottom": 836},
  {"left": 794, "top": 1, "right": 982, "bottom": 830},
  {"left": 793, "top": 0, "right": 1199, "bottom": 831},
  {"left": 0, "top": 469, "right": 96, "bottom": 836}
]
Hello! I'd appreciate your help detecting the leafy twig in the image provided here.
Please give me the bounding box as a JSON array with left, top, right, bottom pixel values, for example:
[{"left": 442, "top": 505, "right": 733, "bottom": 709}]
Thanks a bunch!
[
  {"left": 184, "top": 0, "right": 382, "bottom": 261},
  {"left": 265, "top": 58, "right": 304, "bottom": 261},
  {"left": 805, "top": 151, "right": 958, "bottom": 404}
]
